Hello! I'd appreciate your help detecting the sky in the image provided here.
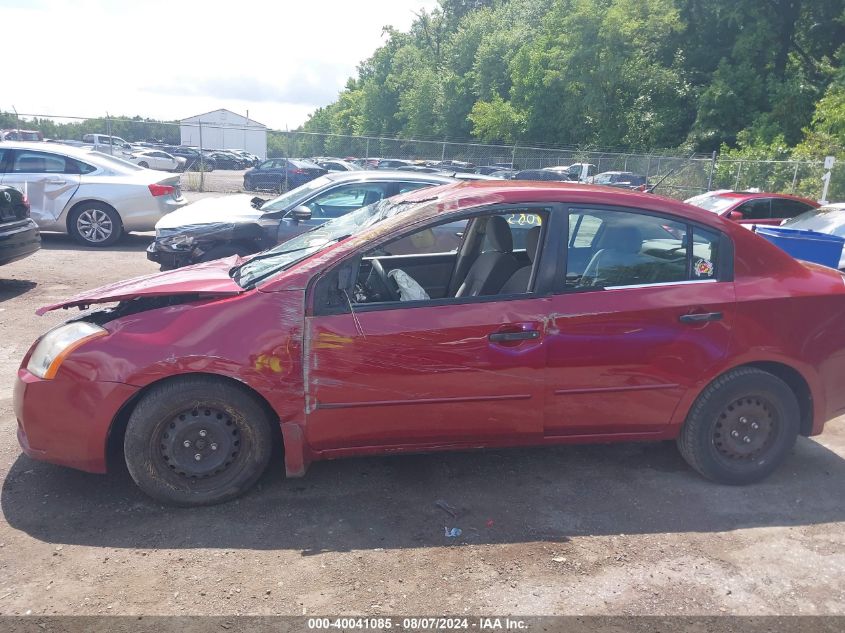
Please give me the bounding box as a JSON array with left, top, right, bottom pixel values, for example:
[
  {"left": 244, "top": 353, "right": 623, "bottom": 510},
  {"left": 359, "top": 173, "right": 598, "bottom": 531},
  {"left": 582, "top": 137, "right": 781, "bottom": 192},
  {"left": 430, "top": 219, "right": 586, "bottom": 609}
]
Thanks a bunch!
[{"left": 3, "top": 0, "right": 437, "bottom": 130}]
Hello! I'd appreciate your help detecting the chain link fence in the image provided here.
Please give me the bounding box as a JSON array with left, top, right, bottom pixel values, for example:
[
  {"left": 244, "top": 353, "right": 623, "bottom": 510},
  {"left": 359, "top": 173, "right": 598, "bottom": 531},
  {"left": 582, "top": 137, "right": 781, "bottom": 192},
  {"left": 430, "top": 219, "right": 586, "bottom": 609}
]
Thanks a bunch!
[{"left": 2, "top": 112, "right": 840, "bottom": 202}]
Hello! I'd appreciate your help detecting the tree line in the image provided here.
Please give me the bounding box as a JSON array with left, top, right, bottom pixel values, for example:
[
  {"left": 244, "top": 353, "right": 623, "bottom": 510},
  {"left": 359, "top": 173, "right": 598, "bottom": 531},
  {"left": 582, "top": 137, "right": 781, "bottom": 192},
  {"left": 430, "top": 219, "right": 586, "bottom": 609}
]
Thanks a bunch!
[{"left": 300, "top": 0, "right": 843, "bottom": 164}]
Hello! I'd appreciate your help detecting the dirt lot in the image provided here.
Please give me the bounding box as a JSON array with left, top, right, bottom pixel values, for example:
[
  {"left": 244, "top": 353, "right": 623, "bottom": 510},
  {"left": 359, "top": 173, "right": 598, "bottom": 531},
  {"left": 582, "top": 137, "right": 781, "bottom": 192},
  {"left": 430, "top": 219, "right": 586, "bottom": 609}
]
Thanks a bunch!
[{"left": 0, "top": 210, "right": 844, "bottom": 617}]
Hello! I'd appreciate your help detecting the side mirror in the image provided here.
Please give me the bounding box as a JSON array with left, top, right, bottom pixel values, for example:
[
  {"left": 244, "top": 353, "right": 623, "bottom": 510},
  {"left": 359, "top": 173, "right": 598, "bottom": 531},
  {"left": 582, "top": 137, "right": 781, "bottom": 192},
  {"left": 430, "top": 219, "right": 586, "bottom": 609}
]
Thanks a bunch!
[
  {"left": 290, "top": 206, "right": 312, "bottom": 222},
  {"left": 727, "top": 210, "right": 744, "bottom": 220}
]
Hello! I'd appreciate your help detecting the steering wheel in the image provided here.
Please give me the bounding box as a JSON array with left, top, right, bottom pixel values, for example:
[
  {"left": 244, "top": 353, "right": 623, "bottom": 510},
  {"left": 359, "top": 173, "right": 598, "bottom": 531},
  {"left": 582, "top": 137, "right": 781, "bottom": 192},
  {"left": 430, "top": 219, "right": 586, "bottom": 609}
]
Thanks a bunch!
[{"left": 370, "top": 258, "right": 400, "bottom": 301}]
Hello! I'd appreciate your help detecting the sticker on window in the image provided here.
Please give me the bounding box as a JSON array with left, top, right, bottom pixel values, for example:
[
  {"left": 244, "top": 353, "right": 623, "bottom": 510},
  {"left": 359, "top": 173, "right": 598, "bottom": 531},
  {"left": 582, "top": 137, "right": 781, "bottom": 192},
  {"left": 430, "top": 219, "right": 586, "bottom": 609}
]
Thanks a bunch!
[{"left": 694, "top": 259, "right": 714, "bottom": 277}]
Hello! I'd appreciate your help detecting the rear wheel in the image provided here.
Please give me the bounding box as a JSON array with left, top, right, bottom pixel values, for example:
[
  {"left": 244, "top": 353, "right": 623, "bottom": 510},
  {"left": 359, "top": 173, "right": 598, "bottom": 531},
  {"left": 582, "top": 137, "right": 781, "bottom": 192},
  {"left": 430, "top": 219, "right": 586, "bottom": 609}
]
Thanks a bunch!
[
  {"left": 677, "top": 367, "right": 799, "bottom": 485},
  {"left": 138, "top": 161, "right": 149, "bottom": 168},
  {"left": 68, "top": 202, "right": 123, "bottom": 246},
  {"left": 124, "top": 376, "right": 273, "bottom": 506}
]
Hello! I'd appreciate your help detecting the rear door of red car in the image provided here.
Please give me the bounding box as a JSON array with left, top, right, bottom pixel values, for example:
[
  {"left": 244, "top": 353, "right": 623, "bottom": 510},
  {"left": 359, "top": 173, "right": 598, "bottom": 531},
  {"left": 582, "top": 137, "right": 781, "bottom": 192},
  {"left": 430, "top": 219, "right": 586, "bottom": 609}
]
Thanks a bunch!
[
  {"left": 543, "top": 205, "right": 736, "bottom": 437},
  {"left": 302, "top": 205, "right": 559, "bottom": 452}
]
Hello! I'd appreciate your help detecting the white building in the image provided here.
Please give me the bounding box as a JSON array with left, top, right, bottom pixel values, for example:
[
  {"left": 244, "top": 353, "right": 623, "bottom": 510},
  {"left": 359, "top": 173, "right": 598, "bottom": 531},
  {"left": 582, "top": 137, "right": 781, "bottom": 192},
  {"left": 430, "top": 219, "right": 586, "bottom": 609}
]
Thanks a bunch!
[{"left": 179, "top": 109, "right": 268, "bottom": 158}]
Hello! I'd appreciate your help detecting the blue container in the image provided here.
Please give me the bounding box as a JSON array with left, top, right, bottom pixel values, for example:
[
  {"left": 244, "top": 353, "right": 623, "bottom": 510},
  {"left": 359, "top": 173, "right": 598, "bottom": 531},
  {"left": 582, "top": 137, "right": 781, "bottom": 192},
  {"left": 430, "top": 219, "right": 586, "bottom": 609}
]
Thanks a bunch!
[{"left": 754, "top": 226, "right": 844, "bottom": 269}]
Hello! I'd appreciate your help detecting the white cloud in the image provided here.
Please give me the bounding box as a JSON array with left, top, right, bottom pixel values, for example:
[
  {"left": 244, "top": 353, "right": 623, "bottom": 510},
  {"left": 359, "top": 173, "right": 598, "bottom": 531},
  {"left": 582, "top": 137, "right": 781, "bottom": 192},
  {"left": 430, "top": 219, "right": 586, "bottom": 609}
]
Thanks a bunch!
[{"left": 2, "top": 0, "right": 437, "bottom": 129}]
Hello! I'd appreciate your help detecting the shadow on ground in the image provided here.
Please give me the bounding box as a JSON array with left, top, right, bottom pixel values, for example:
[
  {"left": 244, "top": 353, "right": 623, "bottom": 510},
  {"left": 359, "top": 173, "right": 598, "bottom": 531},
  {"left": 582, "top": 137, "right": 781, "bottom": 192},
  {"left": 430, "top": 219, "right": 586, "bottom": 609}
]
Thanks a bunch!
[
  {"left": 0, "top": 279, "right": 37, "bottom": 302},
  {"left": 40, "top": 233, "right": 153, "bottom": 253},
  {"left": 4, "top": 434, "right": 844, "bottom": 554}
]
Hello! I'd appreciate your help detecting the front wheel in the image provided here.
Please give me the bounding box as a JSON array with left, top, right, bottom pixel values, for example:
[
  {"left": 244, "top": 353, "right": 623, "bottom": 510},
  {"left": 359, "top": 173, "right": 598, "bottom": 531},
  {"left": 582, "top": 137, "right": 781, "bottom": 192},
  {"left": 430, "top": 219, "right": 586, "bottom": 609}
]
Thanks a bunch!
[
  {"left": 677, "top": 367, "right": 799, "bottom": 485},
  {"left": 68, "top": 202, "right": 123, "bottom": 246},
  {"left": 124, "top": 376, "right": 273, "bottom": 506},
  {"left": 138, "top": 161, "right": 149, "bottom": 168}
]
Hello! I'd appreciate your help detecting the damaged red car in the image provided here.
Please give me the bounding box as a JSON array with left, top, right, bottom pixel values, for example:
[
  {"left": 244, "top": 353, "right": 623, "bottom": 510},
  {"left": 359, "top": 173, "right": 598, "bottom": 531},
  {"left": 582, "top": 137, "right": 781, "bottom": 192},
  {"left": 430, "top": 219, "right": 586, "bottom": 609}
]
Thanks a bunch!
[{"left": 14, "top": 182, "right": 845, "bottom": 506}]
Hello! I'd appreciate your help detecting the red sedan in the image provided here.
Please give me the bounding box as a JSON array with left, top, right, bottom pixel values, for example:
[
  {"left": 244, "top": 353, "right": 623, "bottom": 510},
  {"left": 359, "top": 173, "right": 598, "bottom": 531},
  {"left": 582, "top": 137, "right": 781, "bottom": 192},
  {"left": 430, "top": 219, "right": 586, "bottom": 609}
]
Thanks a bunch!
[
  {"left": 14, "top": 182, "right": 845, "bottom": 506},
  {"left": 685, "top": 190, "right": 819, "bottom": 226}
]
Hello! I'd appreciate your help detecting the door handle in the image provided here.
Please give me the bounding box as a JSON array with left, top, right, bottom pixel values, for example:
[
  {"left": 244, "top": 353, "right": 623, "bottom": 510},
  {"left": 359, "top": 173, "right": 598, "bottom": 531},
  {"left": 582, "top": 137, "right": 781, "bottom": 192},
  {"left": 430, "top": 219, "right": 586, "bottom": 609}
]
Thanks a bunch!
[
  {"left": 488, "top": 330, "right": 540, "bottom": 342},
  {"left": 45, "top": 178, "right": 66, "bottom": 185},
  {"left": 679, "top": 312, "right": 723, "bottom": 323}
]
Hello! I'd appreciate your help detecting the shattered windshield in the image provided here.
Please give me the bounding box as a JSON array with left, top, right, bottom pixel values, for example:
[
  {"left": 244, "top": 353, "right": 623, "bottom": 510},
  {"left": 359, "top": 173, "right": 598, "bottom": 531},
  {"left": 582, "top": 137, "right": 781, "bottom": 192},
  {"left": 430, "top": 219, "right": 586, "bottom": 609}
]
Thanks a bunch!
[{"left": 232, "top": 197, "right": 417, "bottom": 288}]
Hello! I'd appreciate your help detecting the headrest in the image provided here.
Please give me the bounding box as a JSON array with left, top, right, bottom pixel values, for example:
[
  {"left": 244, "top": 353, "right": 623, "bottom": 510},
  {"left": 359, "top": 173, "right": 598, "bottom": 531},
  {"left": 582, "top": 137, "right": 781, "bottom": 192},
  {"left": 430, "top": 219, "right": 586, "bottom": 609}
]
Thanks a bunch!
[
  {"left": 599, "top": 224, "right": 643, "bottom": 254},
  {"left": 486, "top": 215, "right": 513, "bottom": 252}
]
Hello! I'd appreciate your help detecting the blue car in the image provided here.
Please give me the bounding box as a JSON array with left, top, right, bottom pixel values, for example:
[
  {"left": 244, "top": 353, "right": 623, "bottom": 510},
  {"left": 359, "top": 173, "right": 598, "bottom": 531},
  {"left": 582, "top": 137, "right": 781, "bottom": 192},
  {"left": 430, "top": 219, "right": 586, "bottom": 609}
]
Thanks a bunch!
[{"left": 244, "top": 158, "right": 327, "bottom": 193}]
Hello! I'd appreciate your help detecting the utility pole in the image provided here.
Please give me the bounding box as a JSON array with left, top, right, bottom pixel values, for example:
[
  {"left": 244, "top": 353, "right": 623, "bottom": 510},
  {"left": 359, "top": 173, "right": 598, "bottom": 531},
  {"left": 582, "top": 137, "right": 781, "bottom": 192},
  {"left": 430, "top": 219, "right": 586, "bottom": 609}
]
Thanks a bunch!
[{"left": 199, "top": 121, "right": 205, "bottom": 193}]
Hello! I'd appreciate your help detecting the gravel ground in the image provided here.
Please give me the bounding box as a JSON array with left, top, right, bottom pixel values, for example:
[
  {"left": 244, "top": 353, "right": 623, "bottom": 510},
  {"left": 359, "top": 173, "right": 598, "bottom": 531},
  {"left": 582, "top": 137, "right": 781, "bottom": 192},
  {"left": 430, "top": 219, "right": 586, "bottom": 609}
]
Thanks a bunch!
[{"left": 0, "top": 213, "right": 843, "bottom": 617}]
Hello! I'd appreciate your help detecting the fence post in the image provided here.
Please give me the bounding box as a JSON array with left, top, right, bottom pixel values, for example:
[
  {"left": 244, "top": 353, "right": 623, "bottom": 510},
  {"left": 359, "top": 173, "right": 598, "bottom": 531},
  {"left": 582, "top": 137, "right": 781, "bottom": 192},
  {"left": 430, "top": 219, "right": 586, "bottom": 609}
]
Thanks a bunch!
[
  {"left": 198, "top": 121, "right": 205, "bottom": 193},
  {"left": 734, "top": 161, "right": 742, "bottom": 190},
  {"left": 707, "top": 150, "right": 716, "bottom": 191},
  {"left": 441, "top": 141, "right": 446, "bottom": 162},
  {"left": 624, "top": 154, "right": 628, "bottom": 171},
  {"left": 511, "top": 143, "right": 517, "bottom": 168},
  {"left": 286, "top": 129, "right": 291, "bottom": 192},
  {"left": 645, "top": 155, "right": 652, "bottom": 181},
  {"left": 106, "top": 114, "right": 113, "bottom": 156},
  {"left": 791, "top": 162, "right": 800, "bottom": 193}
]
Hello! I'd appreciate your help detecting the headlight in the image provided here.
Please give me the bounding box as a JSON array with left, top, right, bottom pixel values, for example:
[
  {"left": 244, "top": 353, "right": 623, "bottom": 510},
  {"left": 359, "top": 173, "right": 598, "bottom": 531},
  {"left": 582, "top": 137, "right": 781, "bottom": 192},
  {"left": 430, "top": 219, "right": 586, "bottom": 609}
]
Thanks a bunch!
[
  {"left": 26, "top": 322, "right": 108, "bottom": 379},
  {"left": 160, "top": 233, "right": 196, "bottom": 249}
]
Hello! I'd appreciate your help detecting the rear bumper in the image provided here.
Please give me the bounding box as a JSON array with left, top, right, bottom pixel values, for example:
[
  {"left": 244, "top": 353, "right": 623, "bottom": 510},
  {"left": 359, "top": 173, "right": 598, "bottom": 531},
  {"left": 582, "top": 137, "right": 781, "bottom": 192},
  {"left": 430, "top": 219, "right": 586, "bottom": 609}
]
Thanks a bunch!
[
  {"left": 0, "top": 218, "right": 40, "bottom": 265},
  {"left": 121, "top": 196, "right": 187, "bottom": 232},
  {"left": 14, "top": 368, "right": 139, "bottom": 474}
]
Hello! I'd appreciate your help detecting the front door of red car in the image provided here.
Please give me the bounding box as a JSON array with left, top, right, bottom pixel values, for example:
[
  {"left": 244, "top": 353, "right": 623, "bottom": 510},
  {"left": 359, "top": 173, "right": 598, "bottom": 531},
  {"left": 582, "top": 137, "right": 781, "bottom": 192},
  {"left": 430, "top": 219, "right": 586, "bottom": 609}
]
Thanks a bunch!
[
  {"left": 544, "top": 206, "right": 735, "bottom": 437},
  {"left": 302, "top": 207, "right": 555, "bottom": 451},
  {"left": 304, "top": 300, "right": 546, "bottom": 450}
]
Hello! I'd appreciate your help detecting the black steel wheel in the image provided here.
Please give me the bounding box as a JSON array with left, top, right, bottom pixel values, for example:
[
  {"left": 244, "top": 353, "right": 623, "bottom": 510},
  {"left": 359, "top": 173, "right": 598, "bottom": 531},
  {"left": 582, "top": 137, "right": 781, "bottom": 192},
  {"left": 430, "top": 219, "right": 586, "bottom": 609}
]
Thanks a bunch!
[
  {"left": 677, "top": 367, "right": 799, "bottom": 485},
  {"left": 124, "top": 376, "right": 273, "bottom": 506}
]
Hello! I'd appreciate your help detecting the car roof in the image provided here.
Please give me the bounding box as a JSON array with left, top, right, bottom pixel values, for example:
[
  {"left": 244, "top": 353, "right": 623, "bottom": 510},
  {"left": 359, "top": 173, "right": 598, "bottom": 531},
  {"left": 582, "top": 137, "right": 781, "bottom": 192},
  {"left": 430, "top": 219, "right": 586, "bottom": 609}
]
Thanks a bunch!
[
  {"left": 391, "top": 180, "right": 736, "bottom": 229},
  {"left": 709, "top": 190, "right": 818, "bottom": 204},
  {"left": 322, "top": 170, "right": 457, "bottom": 184},
  {"left": 0, "top": 140, "right": 100, "bottom": 160}
]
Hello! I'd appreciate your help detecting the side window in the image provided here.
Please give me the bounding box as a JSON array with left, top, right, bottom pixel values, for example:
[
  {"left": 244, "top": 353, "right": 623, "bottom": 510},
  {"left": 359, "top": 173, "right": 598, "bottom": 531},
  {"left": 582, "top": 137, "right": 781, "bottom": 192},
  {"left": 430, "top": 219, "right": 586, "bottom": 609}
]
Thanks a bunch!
[
  {"left": 0, "top": 148, "right": 7, "bottom": 172},
  {"left": 11, "top": 151, "right": 68, "bottom": 174},
  {"left": 502, "top": 211, "right": 543, "bottom": 250},
  {"left": 258, "top": 160, "right": 273, "bottom": 169},
  {"left": 349, "top": 209, "right": 547, "bottom": 305},
  {"left": 307, "top": 184, "right": 389, "bottom": 219},
  {"left": 396, "top": 181, "right": 432, "bottom": 194},
  {"left": 691, "top": 227, "right": 720, "bottom": 280},
  {"left": 567, "top": 208, "right": 688, "bottom": 288},
  {"left": 736, "top": 199, "right": 771, "bottom": 220},
  {"left": 71, "top": 159, "right": 97, "bottom": 175},
  {"left": 771, "top": 199, "right": 812, "bottom": 219},
  {"left": 382, "top": 219, "right": 468, "bottom": 256}
]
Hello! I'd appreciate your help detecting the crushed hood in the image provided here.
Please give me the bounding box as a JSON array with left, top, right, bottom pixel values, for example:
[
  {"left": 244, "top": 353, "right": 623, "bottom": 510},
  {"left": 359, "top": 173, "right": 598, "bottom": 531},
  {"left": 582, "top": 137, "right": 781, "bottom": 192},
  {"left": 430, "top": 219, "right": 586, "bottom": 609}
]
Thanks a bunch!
[
  {"left": 155, "top": 194, "right": 265, "bottom": 231},
  {"left": 36, "top": 256, "right": 244, "bottom": 315}
]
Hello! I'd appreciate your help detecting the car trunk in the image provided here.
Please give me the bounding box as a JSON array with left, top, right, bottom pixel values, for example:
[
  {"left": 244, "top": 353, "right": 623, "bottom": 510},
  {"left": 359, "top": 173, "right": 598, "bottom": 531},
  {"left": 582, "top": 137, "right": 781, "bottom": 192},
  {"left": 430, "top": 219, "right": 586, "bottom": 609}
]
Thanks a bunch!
[{"left": 0, "top": 193, "right": 29, "bottom": 223}]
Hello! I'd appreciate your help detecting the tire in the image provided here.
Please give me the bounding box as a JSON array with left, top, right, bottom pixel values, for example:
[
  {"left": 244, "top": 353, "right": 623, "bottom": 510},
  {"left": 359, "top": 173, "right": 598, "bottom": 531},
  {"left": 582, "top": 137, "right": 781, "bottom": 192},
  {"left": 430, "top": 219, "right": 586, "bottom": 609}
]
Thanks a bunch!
[
  {"left": 677, "top": 367, "right": 800, "bottom": 485},
  {"left": 68, "top": 202, "right": 123, "bottom": 246},
  {"left": 124, "top": 376, "right": 273, "bottom": 506},
  {"left": 198, "top": 244, "right": 252, "bottom": 263},
  {"left": 243, "top": 178, "right": 253, "bottom": 191},
  {"left": 138, "top": 161, "right": 149, "bottom": 168}
]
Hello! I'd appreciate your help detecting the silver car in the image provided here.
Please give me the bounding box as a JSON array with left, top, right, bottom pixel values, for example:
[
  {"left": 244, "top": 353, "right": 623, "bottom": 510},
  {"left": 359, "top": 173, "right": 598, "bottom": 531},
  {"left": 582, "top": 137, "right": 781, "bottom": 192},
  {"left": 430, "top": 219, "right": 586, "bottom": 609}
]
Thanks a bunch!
[
  {"left": 128, "top": 149, "right": 187, "bottom": 172},
  {"left": 0, "top": 142, "right": 186, "bottom": 246}
]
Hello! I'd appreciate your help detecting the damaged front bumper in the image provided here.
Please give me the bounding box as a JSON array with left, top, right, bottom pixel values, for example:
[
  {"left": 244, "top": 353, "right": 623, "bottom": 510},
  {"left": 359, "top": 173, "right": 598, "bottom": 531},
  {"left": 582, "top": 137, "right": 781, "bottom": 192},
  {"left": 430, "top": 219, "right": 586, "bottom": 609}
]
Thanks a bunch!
[{"left": 146, "top": 240, "right": 196, "bottom": 269}]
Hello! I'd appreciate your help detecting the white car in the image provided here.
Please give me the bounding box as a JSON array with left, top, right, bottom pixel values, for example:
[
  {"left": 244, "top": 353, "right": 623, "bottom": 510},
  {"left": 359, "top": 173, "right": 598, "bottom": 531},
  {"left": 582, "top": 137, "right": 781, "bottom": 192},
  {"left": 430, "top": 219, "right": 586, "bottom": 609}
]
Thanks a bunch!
[
  {"left": 128, "top": 149, "right": 186, "bottom": 172},
  {"left": 0, "top": 142, "right": 187, "bottom": 246}
]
